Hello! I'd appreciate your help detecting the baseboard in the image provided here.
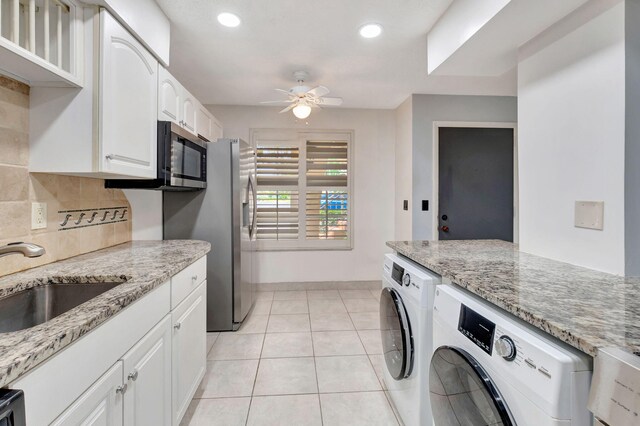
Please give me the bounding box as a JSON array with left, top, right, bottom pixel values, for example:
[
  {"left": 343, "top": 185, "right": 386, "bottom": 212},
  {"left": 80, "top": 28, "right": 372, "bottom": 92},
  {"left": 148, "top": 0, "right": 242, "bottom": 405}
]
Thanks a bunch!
[{"left": 256, "top": 280, "right": 382, "bottom": 292}]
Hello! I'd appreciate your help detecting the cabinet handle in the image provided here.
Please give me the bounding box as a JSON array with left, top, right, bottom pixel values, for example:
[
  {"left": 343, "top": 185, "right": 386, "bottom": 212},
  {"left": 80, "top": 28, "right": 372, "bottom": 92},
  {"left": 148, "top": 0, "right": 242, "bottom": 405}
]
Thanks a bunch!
[
  {"left": 127, "top": 370, "right": 139, "bottom": 381},
  {"left": 192, "top": 275, "right": 198, "bottom": 283},
  {"left": 116, "top": 384, "right": 128, "bottom": 395},
  {"left": 174, "top": 322, "right": 181, "bottom": 330},
  {"left": 104, "top": 153, "right": 150, "bottom": 167}
]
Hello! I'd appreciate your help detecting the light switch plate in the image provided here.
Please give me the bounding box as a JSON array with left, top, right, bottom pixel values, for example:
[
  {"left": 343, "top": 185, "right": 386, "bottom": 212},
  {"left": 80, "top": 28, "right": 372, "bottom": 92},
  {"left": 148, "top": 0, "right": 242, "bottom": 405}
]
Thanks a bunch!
[
  {"left": 31, "top": 202, "right": 47, "bottom": 230},
  {"left": 574, "top": 201, "right": 604, "bottom": 230}
]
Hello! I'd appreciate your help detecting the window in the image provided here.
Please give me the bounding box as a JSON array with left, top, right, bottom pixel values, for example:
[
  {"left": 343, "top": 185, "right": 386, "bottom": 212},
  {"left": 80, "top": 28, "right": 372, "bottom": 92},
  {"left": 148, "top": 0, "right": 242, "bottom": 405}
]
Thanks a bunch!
[{"left": 252, "top": 130, "right": 353, "bottom": 250}]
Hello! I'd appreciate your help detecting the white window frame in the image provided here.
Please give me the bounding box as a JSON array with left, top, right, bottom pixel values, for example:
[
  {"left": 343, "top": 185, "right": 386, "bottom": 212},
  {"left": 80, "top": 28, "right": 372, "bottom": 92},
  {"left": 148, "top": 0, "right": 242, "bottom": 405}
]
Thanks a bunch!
[{"left": 251, "top": 128, "right": 354, "bottom": 251}]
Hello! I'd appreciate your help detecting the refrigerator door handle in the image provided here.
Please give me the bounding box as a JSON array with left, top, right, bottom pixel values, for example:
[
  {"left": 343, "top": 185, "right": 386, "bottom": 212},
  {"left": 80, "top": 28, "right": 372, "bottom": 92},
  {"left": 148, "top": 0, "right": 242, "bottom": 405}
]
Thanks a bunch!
[{"left": 248, "top": 174, "right": 258, "bottom": 239}]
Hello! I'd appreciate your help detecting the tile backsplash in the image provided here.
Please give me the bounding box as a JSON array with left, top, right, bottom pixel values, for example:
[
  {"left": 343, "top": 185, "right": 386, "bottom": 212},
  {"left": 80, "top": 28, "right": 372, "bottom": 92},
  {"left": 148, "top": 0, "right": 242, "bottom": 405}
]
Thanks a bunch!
[{"left": 0, "top": 76, "right": 131, "bottom": 277}]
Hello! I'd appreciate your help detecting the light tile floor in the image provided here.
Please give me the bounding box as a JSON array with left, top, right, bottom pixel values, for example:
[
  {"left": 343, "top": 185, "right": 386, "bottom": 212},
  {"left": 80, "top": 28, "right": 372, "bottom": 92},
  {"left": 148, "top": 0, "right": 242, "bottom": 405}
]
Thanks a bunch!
[{"left": 181, "top": 288, "right": 400, "bottom": 426}]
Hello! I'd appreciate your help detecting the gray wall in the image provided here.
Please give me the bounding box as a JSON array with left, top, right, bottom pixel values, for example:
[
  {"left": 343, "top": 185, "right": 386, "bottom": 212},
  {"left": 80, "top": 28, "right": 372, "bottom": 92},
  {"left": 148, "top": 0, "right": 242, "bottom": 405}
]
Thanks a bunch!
[
  {"left": 411, "top": 94, "right": 518, "bottom": 240},
  {"left": 626, "top": 0, "right": 640, "bottom": 276}
]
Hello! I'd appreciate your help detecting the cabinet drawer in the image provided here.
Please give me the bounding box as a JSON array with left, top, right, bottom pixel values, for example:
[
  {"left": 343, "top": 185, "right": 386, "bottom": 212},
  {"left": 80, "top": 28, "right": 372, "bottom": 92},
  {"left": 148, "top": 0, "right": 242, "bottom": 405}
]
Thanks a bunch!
[{"left": 171, "top": 256, "right": 206, "bottom": 308}]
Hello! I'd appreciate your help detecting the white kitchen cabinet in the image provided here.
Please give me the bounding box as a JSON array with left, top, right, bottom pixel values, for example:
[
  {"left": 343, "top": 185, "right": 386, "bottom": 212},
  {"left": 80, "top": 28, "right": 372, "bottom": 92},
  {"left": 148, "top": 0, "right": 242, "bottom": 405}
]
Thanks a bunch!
[
  {"left": 122, "top": 315, "right": 172, "bottom": 426},
  {"left": 157, "top": 66, "right": 222, "bottom": 141},
  {"left": 158, "top": 67, "right": 182, "bottom": 124},
  {"left": 172, "top": 282, "right": 207, "bottom": 425},
  {"left": 51, "top": 362, "right": 124, "bottom": 426},
  {"left": 196, "top": 105, "right": 212, "bottom": 141},
  {"left": 30, "top": 8, "right": 158, "bottom": 179},
  {"left": 212, "top": 116, "right": 223, "bottom": 141},
  {"left": 182, "top": 90, "right": 197, "bottom": 134},
  {"left": 100, "top": 10, "right": 158, "bottom": 178}
]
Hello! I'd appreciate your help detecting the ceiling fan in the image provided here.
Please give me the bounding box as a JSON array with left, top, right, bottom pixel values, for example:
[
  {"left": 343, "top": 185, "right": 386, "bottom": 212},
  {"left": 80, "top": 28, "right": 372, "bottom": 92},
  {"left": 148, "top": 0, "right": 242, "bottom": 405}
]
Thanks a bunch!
[{"left": 261, "top": 71, "right": 343, "bottom": 119}]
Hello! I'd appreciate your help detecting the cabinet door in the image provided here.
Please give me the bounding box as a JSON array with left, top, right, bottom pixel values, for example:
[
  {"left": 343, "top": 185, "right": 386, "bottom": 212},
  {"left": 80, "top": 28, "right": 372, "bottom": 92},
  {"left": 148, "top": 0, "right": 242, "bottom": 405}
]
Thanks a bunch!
[
  {"left": 158, "top": 67, "right": 181, "bottom": 125},
  {"left": 99, "top": 10, "right": 158, "bottom": 178},
  {"left": 182, "top": 90, "right": 197, "bottom": 134},
  {"left": 51, "top": 362, "right": 124, "bottom": 426},
  {"left": 212, "top": 116, "right": 223, "bottom": 141},
  {"left": 172, "top": 282, "right": 207, "bottom": 425},
  {"left": 195, "top": 104, "right": 212, "bottom": 141},
  {"left": 122, "top": 315, "right": 172, "bottom": 426}
]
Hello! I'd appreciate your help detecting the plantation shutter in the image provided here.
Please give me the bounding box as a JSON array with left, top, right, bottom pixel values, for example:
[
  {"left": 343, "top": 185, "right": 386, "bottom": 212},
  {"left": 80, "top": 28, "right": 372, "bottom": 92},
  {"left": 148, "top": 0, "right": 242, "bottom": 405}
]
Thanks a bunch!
[
  {"left": 256, "top": 146, "right": 300, "bottom": 240},
  {"left": 305, "top": 140, "right": 349, "bottom": 240}
]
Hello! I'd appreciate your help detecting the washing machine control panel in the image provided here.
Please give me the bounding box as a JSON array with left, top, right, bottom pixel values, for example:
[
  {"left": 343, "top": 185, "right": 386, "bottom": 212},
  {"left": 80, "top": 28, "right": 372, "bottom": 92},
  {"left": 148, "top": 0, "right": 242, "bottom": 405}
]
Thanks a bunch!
[
  {"left": 458, "top": 304, "right": 496, "bottom": 355},
  {"left": 391, "top": 262, "right": 405, "bottom": 286},
  {"left": 495, "top": 335, "right": 517, "bottom": 361}
]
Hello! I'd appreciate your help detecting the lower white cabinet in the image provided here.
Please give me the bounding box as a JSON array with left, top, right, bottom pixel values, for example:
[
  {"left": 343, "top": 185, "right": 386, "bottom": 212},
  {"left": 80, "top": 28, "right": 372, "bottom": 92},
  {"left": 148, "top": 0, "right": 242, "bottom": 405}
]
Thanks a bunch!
[
  {"left": 51, "top": 362, "right": 124, "bottom": 426},
  {"left": 10, "top": 256, "right": 208, "bottom": 425},
  {"left": 172, "top": 282, "right": 207, "bottom": 425},
  {"left": 123, "top": 316, "right": 172, "bottom": 426}
]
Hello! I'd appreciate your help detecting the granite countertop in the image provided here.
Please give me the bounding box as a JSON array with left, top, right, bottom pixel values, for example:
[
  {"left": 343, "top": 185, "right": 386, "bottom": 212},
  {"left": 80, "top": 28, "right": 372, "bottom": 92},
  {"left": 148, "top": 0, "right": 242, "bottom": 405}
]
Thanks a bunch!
[
  {"left": 0, "top": 240, "right": 211, "bottom": 388},
  {"left": 387, "top": 240, "right": 640, "bottom": 357}
]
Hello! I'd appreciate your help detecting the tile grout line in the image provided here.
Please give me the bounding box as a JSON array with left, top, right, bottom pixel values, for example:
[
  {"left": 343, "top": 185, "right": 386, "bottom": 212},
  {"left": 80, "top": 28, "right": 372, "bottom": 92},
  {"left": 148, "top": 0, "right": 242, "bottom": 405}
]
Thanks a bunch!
[
  {"left": 245, "top": 297, "right": 270, "bottom": 426},
  {"left": 307, "top": 292, "right": 325, "bottom": 426}
]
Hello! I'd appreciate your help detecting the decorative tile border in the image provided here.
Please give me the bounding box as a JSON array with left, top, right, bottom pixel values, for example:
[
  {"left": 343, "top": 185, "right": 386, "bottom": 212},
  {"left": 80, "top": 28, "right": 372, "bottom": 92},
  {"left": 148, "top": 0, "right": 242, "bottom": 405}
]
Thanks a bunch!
[{"left": 58, "top": 206, "right": 129, "bottom": 231}]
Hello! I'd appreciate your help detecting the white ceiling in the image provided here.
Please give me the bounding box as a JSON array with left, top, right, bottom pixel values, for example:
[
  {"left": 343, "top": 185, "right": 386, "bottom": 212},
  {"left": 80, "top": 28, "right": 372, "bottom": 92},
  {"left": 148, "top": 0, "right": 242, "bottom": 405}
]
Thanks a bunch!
[{"left": 155, "top": 0, "right": 517, "bottom": 109}]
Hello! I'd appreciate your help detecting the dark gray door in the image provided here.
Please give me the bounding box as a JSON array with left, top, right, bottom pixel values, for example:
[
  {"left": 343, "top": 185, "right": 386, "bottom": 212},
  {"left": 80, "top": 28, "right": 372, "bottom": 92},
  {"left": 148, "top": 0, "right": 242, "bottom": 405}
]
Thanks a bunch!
[{"left": 438, "top": 127, "right": 514, "bottom": 241}]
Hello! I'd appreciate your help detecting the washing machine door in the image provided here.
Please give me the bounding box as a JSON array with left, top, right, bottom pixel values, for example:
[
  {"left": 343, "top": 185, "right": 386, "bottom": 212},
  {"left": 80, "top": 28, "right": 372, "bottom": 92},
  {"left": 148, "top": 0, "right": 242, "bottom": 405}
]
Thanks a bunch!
[
  {"left": 380, "top": 287, "right": 414, "bottom": 380},
  {"left": 429, "top": 346, "right": 514, "bottom": 426}
]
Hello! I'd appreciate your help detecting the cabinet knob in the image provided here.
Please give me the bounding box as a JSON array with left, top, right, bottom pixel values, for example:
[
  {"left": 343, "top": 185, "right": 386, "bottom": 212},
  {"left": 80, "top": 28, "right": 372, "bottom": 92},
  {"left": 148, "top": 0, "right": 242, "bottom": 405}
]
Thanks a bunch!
[
  {"left": 127, "top": 370, "right": 139, "bottom": 381},
  {"left": 116, "top": 383, "right": 128, "bottom": 395},
  {"left": 192, "top": 275, "right": 198, "bottom": 282},
  {"left": 174, "top": 322, "right": 182, "bottom": 330},
  {"left": 105, "top": 154, "right": 114, "bottom": 160}
]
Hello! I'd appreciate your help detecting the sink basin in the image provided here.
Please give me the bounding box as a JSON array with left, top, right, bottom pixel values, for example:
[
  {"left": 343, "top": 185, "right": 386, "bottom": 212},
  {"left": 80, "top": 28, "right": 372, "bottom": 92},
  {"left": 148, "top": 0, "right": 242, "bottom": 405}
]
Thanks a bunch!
[{"left": 0, "top": 282, "right": 124, "bottom": 333}]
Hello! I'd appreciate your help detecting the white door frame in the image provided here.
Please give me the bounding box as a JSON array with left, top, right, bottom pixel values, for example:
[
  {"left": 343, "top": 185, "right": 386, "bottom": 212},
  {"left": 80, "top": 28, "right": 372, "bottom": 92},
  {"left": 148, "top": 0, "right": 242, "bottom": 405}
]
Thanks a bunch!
[{"left": 432, "top": 121, "right": 519, "bottom": 243}]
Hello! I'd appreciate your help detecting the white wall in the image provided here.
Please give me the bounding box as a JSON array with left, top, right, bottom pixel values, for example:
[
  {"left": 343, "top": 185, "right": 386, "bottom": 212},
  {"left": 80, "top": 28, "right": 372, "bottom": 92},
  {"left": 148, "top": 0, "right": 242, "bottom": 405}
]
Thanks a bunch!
[
  {"left": 207, "top": 105, "right": 396, "bottom": 283},
  {"left": 518, "top": 1, "right": 626, "bottom": 274},
  {"left": 123, "top": 190, "right": 163, "bottom": 240},
  {"left": 411, "top": 94, "right": 518, "bottom": 240},
  {"left": 395, "top": 96, "right": 413, "bottom": 240}
]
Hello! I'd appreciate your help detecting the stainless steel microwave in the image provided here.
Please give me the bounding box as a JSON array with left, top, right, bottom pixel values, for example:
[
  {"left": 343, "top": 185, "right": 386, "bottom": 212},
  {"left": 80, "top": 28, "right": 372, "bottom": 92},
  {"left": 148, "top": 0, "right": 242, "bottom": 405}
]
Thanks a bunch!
[{"left": 106, "top": 121, "right": 207, "bottom": 191}]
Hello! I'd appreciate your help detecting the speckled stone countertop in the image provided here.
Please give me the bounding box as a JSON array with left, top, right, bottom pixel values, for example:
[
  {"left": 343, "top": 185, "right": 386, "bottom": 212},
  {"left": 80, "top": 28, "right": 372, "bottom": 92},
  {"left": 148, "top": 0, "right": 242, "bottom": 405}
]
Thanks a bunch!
[
  {"left": 0, "top": 240, "right": 210, "bottom": 388},
  {"left": 387, "top": 240, "right": 640, "bottom": 357}
]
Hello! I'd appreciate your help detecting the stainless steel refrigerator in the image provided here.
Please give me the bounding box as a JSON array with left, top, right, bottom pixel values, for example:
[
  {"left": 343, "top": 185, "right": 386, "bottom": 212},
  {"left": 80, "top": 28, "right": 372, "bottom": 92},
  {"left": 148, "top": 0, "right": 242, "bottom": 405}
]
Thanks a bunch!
[{"left": 163, "top": 138, "right": 257, "bottom": 331}]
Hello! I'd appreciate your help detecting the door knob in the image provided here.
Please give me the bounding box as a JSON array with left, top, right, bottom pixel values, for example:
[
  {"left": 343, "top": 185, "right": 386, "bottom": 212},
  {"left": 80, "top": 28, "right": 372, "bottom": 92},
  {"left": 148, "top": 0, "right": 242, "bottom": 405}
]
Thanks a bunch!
[{"left": 439, "top": 226, "right": 449, "bottom": 233}]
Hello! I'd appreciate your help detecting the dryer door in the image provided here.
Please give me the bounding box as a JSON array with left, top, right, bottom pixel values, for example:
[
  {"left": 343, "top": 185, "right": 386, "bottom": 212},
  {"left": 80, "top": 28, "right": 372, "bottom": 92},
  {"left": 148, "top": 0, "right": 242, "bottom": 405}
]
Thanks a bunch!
[
  {"left": 429, "top": 347, "right": 514, "bottom": 426},
  {"left": 380, "top": 287, "right": 414, "bottom": 380}
]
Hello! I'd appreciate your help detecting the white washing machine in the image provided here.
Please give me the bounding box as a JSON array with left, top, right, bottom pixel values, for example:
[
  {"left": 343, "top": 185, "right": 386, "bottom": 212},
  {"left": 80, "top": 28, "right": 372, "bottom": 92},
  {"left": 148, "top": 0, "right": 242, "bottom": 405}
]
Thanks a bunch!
[
  {"left": 429, "top": 284, "right": 593, "bottom": 425},
  {"left": 381, "top": 253, "right": 441, "bottom": 426}
]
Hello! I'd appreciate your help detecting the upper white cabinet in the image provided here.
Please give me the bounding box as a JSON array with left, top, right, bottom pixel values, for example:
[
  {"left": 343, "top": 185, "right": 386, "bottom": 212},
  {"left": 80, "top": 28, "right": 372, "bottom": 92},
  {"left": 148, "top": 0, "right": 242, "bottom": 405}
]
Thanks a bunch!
[
  {"left": 29, "top": 7, "right": 158, "bottom": 179},
  {"left": 0, "top": 0, "right": 84, "bottom": 87},
  {"left": 182, "top": 90, "right": 197, "bottom": 134},
  {"left": 158, "top": 67, "right": 181, "bottom": 123},
  {"left": 157, "top": 66, "right": 221, "bottom": 142},
  {"left": 100, "top": 10, "right": 157, "bottom": 177}
]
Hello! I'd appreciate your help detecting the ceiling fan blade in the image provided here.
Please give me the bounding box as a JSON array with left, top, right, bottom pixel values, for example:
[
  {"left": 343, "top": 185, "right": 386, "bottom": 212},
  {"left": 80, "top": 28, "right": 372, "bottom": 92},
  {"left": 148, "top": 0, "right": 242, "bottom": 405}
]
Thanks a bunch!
[
  {"left": 279, "top": 104, "right": 296, "bottom": 113},
  {"left": 275, "top": 88, "right": 293, "bottom": 96},
  {"left": 316, "top": 96, "right": 343, "bottom": 106},
  {"left": 260, "top": 100, "right": 292, "bottom": 104},
  {"left": 307, "top": 85, "right": 330, "bottom": 97}
]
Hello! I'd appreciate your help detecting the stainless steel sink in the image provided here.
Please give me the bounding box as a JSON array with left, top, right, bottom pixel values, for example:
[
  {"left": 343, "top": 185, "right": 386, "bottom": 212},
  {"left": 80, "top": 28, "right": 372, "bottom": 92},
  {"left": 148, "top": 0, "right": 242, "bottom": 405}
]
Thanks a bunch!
[{"left": 0, "top": 282, "right": 124, "bottom": 333}]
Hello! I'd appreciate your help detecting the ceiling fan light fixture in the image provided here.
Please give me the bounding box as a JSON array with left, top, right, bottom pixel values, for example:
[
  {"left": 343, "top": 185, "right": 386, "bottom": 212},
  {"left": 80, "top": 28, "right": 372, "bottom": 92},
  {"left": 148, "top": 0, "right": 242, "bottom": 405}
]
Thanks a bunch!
[
  {"left": 359, "top": 23, "right": 383, "bottom": 38},
  {"left": 217, "top": 12, "right": 241, "bottom": 27},
  {"left": 292, "top": 104, "right": 312, "bottom": 119}
]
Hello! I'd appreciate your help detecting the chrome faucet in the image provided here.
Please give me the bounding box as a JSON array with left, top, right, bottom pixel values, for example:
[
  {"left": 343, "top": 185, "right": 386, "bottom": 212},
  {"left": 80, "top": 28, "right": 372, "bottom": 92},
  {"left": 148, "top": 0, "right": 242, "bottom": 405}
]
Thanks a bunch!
[{"left": 0, "top": 242, "right": 46, "bottom": 258}]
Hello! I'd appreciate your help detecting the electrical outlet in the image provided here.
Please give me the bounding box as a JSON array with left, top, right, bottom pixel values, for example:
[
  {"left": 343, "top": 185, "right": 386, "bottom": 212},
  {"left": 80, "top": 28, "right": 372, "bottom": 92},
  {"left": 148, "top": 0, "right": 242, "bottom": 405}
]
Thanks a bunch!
[{"left": 31, "top": 202, "right": 47, "bottom": 230}]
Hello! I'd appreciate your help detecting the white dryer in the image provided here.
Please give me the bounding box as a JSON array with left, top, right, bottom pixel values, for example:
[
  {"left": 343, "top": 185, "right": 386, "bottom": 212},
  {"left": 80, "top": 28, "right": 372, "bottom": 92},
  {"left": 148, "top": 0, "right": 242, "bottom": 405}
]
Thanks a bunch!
[
  {"left": 381, "top": 253, "right": 441, "bottom": 426},
  {"left": 429, "top": 284, "right": 593, "bottom": 425}
]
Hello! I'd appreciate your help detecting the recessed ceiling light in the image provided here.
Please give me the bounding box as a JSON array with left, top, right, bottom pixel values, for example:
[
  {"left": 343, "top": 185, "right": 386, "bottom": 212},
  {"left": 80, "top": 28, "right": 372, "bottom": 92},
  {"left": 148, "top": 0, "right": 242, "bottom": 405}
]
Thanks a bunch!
[
  {"left": 217, "top": 12, "right": 241, "bottom": 28},
  {"left": 359, "top": 23, "right": 382, "bottom": 38}
]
